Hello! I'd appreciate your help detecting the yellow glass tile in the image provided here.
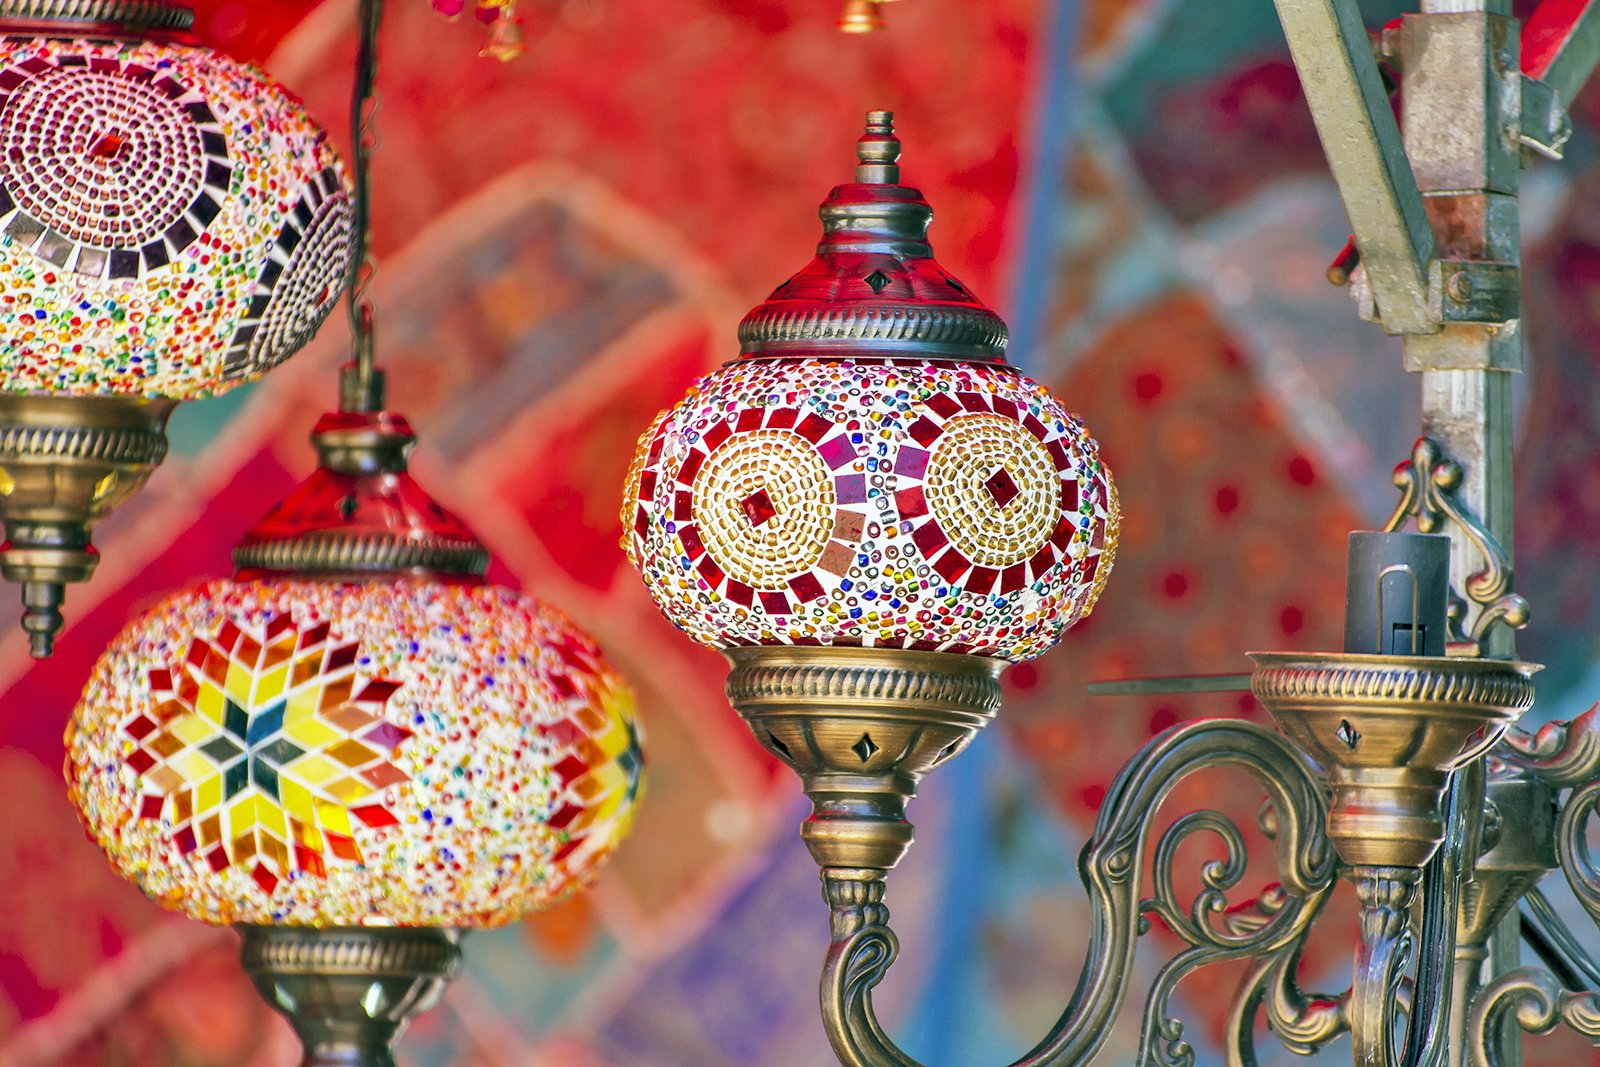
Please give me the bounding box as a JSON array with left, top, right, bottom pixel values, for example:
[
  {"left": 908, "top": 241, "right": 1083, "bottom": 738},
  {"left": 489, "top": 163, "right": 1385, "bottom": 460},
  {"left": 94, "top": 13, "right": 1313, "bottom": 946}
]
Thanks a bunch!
[
  {"left": 148, "top": 732, "right": 185, "bottom": 758},
  {"left": 281, "top": 779, "right": 317, "bottom": 825},
  {"left": 260, "top": 801, "right": 287, "bottom": 840},
  {"left": 229, "top": 793, "right": 262, "bottom": 831},
  {"left": 315, "top": 799, "right": 353, "bottom": 838},
  {"left": 232, "top": 832, "right": 258, "bottom": 863},
  {"left": 168, "top": 749, "right": 213, "bottom": 784},
  {"left": 169, "top": 713, "right": 215, "bottom": 746},
  {"left": 197, "top": 775, "right": 222, "bottom": 815},
  {"left": 196, "top": 684, "right": 225, "bottom": 725},
  {"left": 199, "top": 813, "right": 223, "bottom": 847},
  {"left": 291, "top": 754, "right": 341, "bottom": 786},
  {"left": 256, "top": 663, "right": 290, "bottom": 704},
  {"left": 225, "top": 661, "right": 253, "bottom": 705},
  {"left": 174, "top": 790, "right": 194, "bottom": 824},
  {"left": 286, "top": 688, "right": 321, "bottom": 725},
  {"left": 284, "top": 716, "right": 340, "bottom": 750}
]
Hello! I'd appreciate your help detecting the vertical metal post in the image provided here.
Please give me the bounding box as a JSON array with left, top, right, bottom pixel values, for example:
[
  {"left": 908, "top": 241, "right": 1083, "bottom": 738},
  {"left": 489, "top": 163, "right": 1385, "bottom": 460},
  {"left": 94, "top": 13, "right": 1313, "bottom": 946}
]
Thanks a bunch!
[{"left": 1400, "top": 0, "right": 1521, "bottom": 1061}]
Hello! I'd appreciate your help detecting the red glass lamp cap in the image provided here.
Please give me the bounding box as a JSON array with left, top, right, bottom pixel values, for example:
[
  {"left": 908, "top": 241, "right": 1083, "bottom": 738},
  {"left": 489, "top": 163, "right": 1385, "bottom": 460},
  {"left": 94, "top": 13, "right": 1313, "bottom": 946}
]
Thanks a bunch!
[
  {"left": 232, "top": 410, "right": 490, "bottom": 581},
  {"left": 737, "top": 110, "right": 1009, "bottom": 363}
]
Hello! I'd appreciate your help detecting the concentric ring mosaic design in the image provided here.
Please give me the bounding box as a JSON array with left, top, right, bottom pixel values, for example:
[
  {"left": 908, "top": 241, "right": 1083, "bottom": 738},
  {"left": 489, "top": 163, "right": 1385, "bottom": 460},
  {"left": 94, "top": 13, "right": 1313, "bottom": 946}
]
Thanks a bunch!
[
  {"left": 68, "top": 580, "right": 645, "bottom": 927},
  {"left": 627, "top": 359, "right": 1118, "bottom": 661},
  {"left": 0, "top": 36, "right": 349, "bottom": 398}
]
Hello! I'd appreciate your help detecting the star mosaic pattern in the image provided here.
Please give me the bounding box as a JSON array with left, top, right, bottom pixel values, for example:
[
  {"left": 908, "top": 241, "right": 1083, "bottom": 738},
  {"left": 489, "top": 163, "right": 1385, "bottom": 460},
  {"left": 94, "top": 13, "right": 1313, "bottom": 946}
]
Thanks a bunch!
[
  {"left": 124, "top": 616, "right": 410, "bottom": 897},
  {"left": 627, "top": 357, "right": 1118, "bottom": 660},
  {"left": 69, "top": 579, "right": 645, "bottom": 927}
]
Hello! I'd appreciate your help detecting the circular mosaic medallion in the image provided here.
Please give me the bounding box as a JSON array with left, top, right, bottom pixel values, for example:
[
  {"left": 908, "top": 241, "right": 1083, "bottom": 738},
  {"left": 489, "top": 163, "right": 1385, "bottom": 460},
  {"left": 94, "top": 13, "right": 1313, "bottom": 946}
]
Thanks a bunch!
[
  {"left": 693, "top": 430, "right": 837, "bottom": 590},
  {"left": 627, "top": 358, "right": 1117, "bottom": 661},
  {"left": 924, "top": 413, "right": 1059, "bottom": 569},
  {"left": 224, "top": 170, "right": 352, "bottom": 383}
]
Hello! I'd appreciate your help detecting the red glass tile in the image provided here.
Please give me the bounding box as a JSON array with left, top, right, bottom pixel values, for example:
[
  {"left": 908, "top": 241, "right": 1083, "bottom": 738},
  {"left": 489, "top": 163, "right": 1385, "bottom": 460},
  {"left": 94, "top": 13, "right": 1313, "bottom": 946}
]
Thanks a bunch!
[
  {"left": 251, "top": 864, "right": 278, "bottom": 895},
  {"left": 351, "top": 805, "right": 399, "bottom": 828},
  {"left": 138, "top": 794, "right": 165, "bottom": 820},
  {"left": 741, "top": 488, "right": 777, "bottom": 527},
  {"left": 984, "top": 467, "right": 1020, "bottom": 507}
]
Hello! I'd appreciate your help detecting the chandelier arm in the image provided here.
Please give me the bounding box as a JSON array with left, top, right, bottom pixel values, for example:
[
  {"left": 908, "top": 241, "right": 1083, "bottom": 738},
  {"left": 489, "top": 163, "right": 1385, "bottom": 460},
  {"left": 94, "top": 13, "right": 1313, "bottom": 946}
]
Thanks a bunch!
[
  {"left": 1498, "top": 705, "right": 1600, "bottom": 788},
  {"left": 1224, "top": 920, "right": 1349, "bottom": 1067},
  {"left": 1521, "top": 887, "right": 1600, "bottom": 991},
  {"left": 814, "top": 719, "right": 1335, "bottom": 1067},
  {"left": 1554, "top": 777, "right": 1600, "bottom": 924},
  {"left": 1466, "top": 967, "right": 1600, "bottom": 1067}
]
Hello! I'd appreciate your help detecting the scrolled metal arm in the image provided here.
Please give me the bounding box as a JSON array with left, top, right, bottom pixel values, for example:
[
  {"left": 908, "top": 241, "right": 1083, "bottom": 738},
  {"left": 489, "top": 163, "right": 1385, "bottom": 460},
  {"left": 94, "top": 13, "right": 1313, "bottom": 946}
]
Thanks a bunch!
[
  {"left": 1468, "top": 968, "right": 1600, "bottom": 1067},
  {"left": 816, "top": 718, "right": 1336, "bottom": 1067}
]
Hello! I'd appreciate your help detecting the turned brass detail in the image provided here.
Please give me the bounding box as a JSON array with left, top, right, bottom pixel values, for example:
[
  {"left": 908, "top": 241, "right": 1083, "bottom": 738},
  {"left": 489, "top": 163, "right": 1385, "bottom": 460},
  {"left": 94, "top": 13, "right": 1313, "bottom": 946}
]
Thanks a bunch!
[
  {"left": 724, "top": 646, "right": 1002, "bottom": 871},
  {"left": 239, "top": 926, "right": 462, "bottom": 1067},
  {"left": 0, "top": 394, "right": 176, "bottom": 657},
  {"left": 0, "top": 0, "right": 193, "bottom": 28}
]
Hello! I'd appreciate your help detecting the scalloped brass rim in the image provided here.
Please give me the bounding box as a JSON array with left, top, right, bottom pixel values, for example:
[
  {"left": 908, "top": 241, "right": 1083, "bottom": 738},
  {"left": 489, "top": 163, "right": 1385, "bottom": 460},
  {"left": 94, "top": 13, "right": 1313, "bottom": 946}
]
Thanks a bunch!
[{"left": 0, "top": 0, "right": 193, "bottom": 28}]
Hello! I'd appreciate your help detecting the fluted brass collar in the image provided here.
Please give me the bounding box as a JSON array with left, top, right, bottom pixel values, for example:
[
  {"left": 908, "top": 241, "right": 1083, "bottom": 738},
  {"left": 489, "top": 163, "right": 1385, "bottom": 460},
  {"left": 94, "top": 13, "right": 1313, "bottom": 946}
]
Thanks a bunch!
[{"left": 0, "top": 0, "right": 194, "bottom": 30}]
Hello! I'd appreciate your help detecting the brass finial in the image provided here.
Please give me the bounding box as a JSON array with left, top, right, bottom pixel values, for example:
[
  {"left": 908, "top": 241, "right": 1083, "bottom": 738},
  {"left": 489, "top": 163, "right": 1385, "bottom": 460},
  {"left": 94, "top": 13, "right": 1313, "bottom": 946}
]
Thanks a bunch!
[
  {"left": 857, "top": 110, "right": 901, "bottom": 184},
  {"left": 838, "top": 0, "right": 883, "bottom": 33}
]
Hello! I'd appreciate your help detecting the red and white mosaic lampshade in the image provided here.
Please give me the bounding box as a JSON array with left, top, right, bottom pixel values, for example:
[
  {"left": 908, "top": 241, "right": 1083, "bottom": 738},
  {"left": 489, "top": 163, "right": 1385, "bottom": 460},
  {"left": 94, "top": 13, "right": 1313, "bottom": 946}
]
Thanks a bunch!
[
  {"left": 0, "top": 1, "right": 350, "bottom": 396},
  {"left": 626, "top": 112, "right": 1118, "bottom": 662},
  {"left": 66, "top": 409, "right": 644, "bottom": 926}
]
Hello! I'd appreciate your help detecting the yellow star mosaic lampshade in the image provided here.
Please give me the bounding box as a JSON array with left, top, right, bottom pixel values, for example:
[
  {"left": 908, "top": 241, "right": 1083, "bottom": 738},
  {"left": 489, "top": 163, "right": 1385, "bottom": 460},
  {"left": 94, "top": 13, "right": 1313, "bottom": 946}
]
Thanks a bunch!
[{"left": 67, "top": 410, "right": 645, "bottom": 926}]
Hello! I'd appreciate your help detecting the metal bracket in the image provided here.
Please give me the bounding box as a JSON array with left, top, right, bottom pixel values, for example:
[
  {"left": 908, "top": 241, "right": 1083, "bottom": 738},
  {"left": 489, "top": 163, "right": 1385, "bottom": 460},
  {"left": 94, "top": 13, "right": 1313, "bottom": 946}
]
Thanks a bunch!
[
  {"left": 1384, "top": 437, "right": 1530, "bottom": 656},
  {"left": 1271, "top": 0, "right": 1438, "bottom": 336},
  {"left": 1427, "top": 260, "right": 1520, "bottom": 326},
  {"left": 1519, "top": 75, "right": 1574, "bottom": 161}
]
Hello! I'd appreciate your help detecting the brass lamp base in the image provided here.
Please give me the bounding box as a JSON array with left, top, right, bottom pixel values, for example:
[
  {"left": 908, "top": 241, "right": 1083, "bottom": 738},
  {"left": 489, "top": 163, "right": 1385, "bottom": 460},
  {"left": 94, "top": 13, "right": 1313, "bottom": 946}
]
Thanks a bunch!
[
  {"left": 238, "top": 926, "right": 463, "bottom": 1067},
  {"left": 0, "top": 394, "right": 175, "bottom": 657},
  {"left": 723, "top": 645, "right": 1004, "bottom": 872}
]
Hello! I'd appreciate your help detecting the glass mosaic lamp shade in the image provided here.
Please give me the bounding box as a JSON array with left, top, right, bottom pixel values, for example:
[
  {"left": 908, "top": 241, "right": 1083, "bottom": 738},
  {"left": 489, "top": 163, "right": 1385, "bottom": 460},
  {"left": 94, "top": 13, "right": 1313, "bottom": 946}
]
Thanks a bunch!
[
  {"left": 0, "top": 0, "right": 352, "bottom": 655},
  {"left": 66, "top": 408, "right": 644, "bottom": 928},
  {"left": 625, "top": 112, "right": 1119, "bottom": 663}
]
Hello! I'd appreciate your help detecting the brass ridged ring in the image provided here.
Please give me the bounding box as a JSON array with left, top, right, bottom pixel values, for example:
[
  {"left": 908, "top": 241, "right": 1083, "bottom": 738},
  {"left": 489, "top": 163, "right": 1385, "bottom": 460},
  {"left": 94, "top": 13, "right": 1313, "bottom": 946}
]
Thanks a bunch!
[
  {"left": 724, "top": 646, "right": 1004, "bottom": 720},
  {"left": 233, "top": 533, "right": 490, "bottom": 578},
  {"left": 738, "top": 304, "right": 1009, "bottom": 360},
  {"left": 0, "top": 423, "right": 168, "bottom": 465},
  {"left": 238, "top": 927, "right": 462, "bottom": 979},
  {"left": 1249, "top": 653, "right": 1538, "bottom": 712},
  {"left": 0, "top": 0, "right": 194, "bottom": 28}
]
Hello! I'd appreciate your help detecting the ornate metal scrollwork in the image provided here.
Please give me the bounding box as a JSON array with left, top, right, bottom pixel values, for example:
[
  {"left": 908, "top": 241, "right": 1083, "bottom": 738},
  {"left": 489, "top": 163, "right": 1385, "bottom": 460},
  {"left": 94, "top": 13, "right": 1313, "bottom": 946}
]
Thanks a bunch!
[
  {"left": 1500, "top": 704, "right": 1600, "bottom": 789},
  {"left": 1383, "top": 437, "right": 1530, "bottom": 653},
  {"left": 817, "top": 718, "right": 1335, "bottom": 1067},
  {"left": 1468, "top": 968, "right": 1600, "bottom": 1067}
]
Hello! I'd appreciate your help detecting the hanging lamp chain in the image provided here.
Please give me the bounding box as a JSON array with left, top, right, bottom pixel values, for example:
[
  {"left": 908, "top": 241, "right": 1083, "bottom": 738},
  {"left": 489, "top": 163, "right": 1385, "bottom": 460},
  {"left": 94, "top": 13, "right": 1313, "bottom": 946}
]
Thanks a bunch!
[{"left": 342, "top": 0, "right": 386, "bottom": 414}]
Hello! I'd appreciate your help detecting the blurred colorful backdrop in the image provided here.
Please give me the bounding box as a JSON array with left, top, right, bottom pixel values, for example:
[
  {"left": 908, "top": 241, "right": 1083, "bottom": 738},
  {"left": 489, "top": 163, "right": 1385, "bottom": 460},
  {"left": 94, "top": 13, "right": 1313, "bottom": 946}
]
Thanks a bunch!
[{"left": 4, "top": 1, "right": 1600, "bottom": 1064}]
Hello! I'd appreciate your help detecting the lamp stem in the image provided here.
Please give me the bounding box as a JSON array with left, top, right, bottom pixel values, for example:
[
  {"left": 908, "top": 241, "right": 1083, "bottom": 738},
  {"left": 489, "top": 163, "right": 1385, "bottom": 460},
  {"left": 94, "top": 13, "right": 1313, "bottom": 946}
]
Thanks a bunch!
[{"left": 345, "top": 0, "right": 385, "bottom": 412}]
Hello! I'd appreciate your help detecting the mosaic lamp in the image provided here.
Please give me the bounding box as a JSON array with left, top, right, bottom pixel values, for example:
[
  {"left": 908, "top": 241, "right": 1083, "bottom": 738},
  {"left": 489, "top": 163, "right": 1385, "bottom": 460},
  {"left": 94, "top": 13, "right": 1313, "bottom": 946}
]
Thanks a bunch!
[
  {"left": 626, "top": 110, "right": 1115, "bottom": 932},
  {"left": 0, "top": 0, "right": 351, "bottom": 656},
  {"left": 66, "top": 384, "right": 645, "bottom": 1065}
]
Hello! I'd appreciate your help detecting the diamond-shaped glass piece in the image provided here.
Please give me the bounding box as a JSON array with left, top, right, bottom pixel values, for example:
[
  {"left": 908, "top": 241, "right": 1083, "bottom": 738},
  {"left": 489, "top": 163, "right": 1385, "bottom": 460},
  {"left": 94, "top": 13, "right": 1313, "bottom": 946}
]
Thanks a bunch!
[
  {"left": 257, "top": 736, "right": 307, "bottom": 768},
  {"left": 741, "top": 488, "right": 778, "bottom": 528},
  {"left": 200, "top": 735, "right": 244, "bottom": 766},
  {"left": 852, "top": 733, "right": 880, "bottom": 763},
  {"left": 864, "top": 269, "right": 892, "bottom": 294},
  {"left": 1336, "top": 720, "right": 1361, "bottom": 750},
  {"left": 90, "top": 131, "right": 128, "bottom": 161},
  {"left": 983, "top": 467, "right": 1020, "bottom": 508}
]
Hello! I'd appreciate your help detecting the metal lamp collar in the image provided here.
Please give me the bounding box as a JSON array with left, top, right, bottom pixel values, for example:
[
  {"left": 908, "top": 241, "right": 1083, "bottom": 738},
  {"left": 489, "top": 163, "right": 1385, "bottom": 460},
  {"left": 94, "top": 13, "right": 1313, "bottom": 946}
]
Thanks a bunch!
[
  {"left": 736, "top": 110, "right": 1010, "bottom": 364},
  {"left": 0, "top": 0, "right": 194, "bottom": 31}
]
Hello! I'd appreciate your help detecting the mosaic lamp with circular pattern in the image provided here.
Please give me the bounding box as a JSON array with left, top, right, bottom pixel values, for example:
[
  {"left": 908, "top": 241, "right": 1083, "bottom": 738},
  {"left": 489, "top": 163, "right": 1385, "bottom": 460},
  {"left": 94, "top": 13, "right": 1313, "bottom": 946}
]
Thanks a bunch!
[
  {"left": 67, "top": 391, "right": 644, "bottom": 1065},
  {"left": 0, "top": 0, "right": 352, "bottom": 656},
  {"left": 625, "top": 112, "right": 1117, "bottom": 885}
]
